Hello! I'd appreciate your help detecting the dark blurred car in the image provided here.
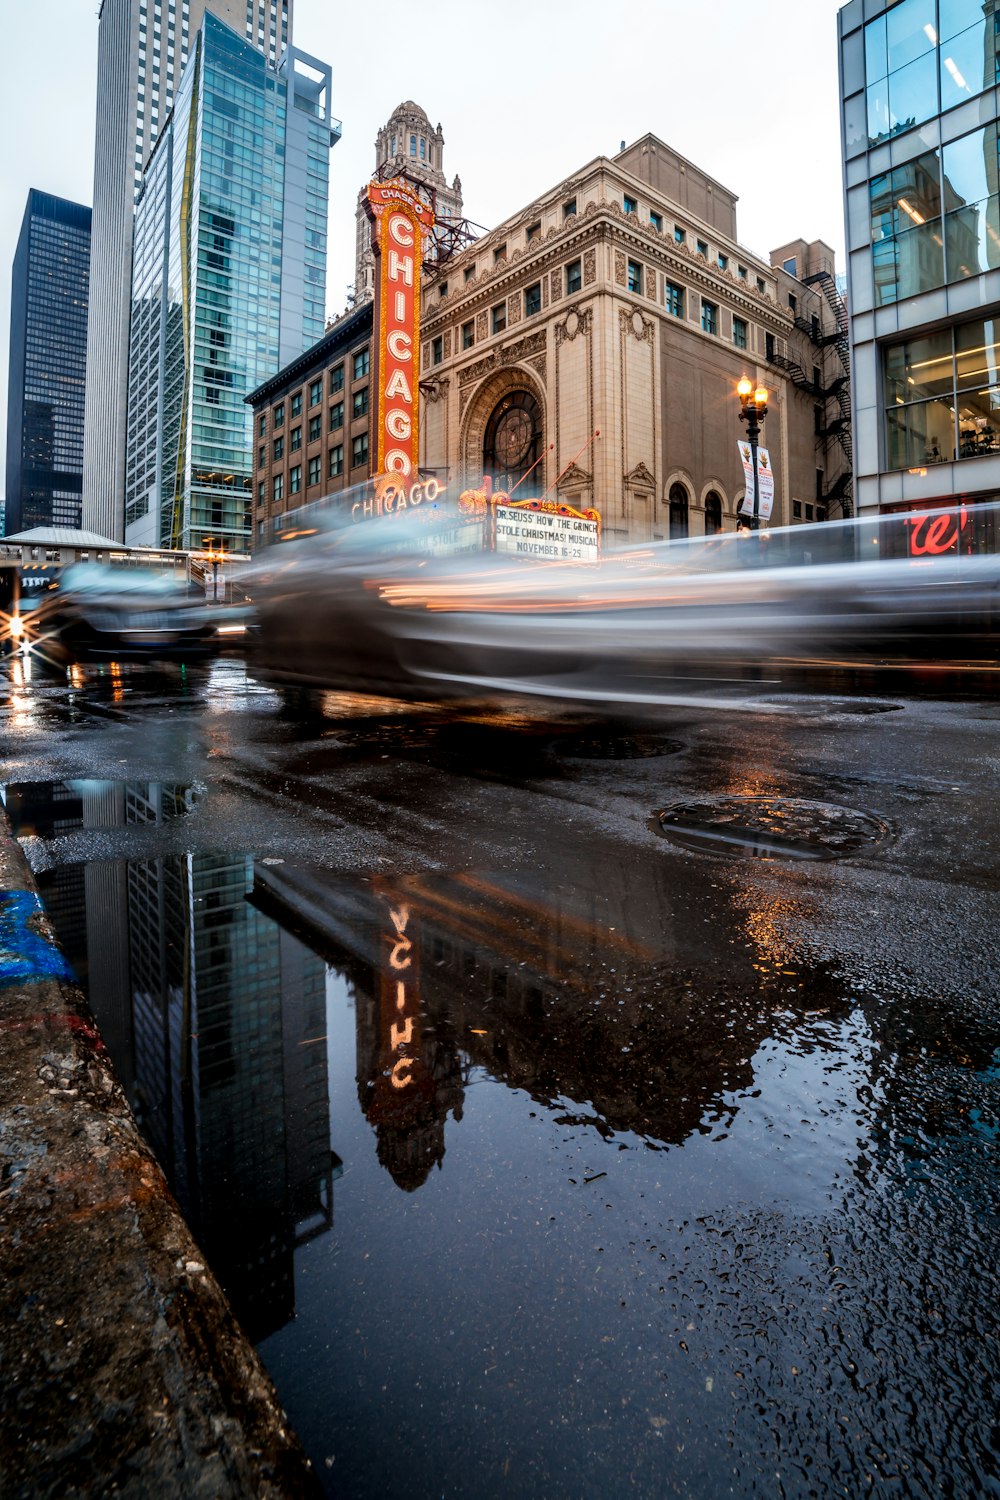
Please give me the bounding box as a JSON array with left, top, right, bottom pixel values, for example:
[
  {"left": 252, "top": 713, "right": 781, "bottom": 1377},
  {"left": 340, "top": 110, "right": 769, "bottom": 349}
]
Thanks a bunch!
[
  {"left": 243, "top": 502, "right": 1000, "bottom": 709},
  {"left": 22, "top": 563, "right": 220, "bottom": 664}
]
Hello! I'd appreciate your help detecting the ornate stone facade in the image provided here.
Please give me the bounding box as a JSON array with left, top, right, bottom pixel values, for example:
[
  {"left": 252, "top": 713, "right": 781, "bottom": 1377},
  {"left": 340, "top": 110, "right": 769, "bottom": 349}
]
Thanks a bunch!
[{"left": 418, "top": 134, "right": 850, "bottom": 546}]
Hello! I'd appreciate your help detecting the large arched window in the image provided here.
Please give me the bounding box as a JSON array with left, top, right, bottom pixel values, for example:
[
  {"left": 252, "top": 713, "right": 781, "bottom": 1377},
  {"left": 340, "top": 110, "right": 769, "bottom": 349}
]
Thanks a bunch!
[
  {"left": 704, "top": 491, "right": 722, "bottom": 534},
  {"left": 669, "top": 482, "right": 689, "bottom": 539},
  {"left": 482, "top": 390, "right": 543, "bottom": 494}
]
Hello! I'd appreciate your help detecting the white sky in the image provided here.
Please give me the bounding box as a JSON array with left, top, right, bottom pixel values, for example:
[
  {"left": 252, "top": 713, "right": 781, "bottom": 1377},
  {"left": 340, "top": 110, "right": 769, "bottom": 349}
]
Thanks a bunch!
[{"left": 0, "top": 0, "right": 848, "bottom": 495}]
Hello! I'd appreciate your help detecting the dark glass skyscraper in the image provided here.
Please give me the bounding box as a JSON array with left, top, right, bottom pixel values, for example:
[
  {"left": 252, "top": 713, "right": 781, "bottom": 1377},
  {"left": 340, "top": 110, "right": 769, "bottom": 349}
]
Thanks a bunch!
[{"left": 5, "top": 192, "right": 92, "bottom": 535}]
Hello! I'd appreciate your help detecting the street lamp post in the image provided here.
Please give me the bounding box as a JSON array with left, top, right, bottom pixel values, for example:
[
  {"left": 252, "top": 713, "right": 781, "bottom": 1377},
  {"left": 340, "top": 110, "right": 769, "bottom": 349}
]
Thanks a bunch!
[
  {"left": 203, "top": 537, "right": 224, "bottom": 604},
  {"left": 737, "top": 375, "right": 769, "bottom": 531}
]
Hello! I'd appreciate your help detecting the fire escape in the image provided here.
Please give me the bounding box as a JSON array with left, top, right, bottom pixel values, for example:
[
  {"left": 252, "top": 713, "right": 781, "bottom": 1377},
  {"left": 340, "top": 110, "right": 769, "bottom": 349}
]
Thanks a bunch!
[{"left": 767, "top": 271, "right": 853, "bottom": 518}]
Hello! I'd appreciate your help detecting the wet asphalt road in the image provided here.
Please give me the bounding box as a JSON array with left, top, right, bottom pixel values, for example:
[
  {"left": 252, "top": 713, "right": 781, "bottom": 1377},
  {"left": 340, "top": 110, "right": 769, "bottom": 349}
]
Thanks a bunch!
[{"left": 2, "top": 654, "right": 999, "bottom": 1499}]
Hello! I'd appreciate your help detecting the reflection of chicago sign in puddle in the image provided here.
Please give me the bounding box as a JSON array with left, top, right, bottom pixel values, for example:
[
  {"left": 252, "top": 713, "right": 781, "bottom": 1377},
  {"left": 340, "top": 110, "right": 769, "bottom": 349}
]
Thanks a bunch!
[{"left": 387, "top": 902, "right": 416, "bottom": 1090}]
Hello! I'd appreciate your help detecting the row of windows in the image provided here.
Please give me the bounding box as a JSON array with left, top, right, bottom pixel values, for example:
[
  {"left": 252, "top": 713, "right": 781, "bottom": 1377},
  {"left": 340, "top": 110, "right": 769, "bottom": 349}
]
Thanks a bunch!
[
  {"left": 260, "top": 347, "right": 369, "bottom": 432},
  {"left": 258, "top": 394, "right": 364, "bottom": 465},
  {"left": 882, "top": 313, "right": 1000, "bottom": 468},
  {"left": 264, "top": 434, "right": 367, "bottom": 501}
]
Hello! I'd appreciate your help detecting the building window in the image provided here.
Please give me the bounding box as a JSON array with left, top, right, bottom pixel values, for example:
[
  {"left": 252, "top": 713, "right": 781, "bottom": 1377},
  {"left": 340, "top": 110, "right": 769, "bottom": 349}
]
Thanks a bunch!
[
  {"left": 464, "top": 265, "right": 475, "bottom": 282},
  {"left": 674, "top": 225, "right": 686, "bottom": 245},
  {"left": 308, "top": 414, "right": 321, "bottom": 442},
  {"left": 718, "top": 253, "right": 728, "bottom": 271},
  {"left": 704, "top": 491, "right": 722, "bottom": 534},
  {"left": 432, "top": 335, "right": 443, "bottom": 365},
  {"left": 290, "top": 425, "right": 301, "bottom": 451},
  {"left": 289, "top": 464, "right": 301, "bottom": 494},
  {"left": 627, "top": 259, "right": 642, "bottom": 293},
  {"left": 788, "top": 293, "right": 797, "bottom": 313},
  {"left": 308, "top": 456, "right": 321, "bottom": 486},
  {"left": 756, "top": 276, "right": 766, "bottom": 294},
  {"left": 272, "top": 473, "right": 283, "bottom": 501},
  {"left": 650, "top": 210, "right": 662, "bottom": 232},
  {"left": 526, "top": 221, "right": 541, "bottom": 242},
  {"left": 696, "top": 239, "right": 708, "bottom": 257},
  {"left": 462, "top": 320, "right": 475, "bottom": 349},
  {"left": 494, "top": 243, "right": 507, "bottom": 264},
  {"left": 329, "top": 444, "right": 343, "bottom": 477},
  {"left": 783, "top": 257, "right": 796, "bottom": 275},
  {"left": 492, "top": 302, "right": 507, "bottom": 334},
  {"left": 273, "top": 435, "right": 284, "bottom": 461},
  {"left": 309, "top": 378, "right": 322, "bottom": 406},
  {"left": 353, "top": 348, "right": 370, "bottom": 380},
  {"left": 410, "top": 134, "right": 416, "bottom": 156},
  {"left": 665, "top": 281, "right": 684, "bottom": 318},
  {"left": 352, "top": 433, "right": 368, "bottom": 468},
  {"left": 258, "top": 414, "right": 266, "bottom": 437},
  {"left": 353, "top": 387, "right": 369, "bottom": 418},
  {"left": 525, "top": 282, "right": 542, "bottom": 317},
  {"left": 438, "top": 280, "right": 448, "bottom": 297},
  {"left": 329, "top": 401, "right": 344, "bottom": 430},
  {"left": 291, "top": 392, "right": 302, "bottom": 416},
  {"left": 884, "top": 317, "right": 1000, "bottom": 470},
  {"left": 257, "top": 480, "right": 265, "bottom": 506},
  {"left": 765, "top": 331, "right": 775, "bottom": 360},
  {"left": 623, "top": 194, "right": 637, "bottom": 215},
  {"left": 701, "top": 300, "right": 718, "bottom": 335},
  {"left": 273, "top": 401, "right": 284, "bottom": 427},
  {"left": 330, "top": 364, "right": 344, "bottom": 392},
  {"left": 566, "top": 259, "right": 582, "bottom": 294},
  {"left": 563, "top": 197, "right": 577, "bottom": 218},
  {"left": 668, "top": 482, "right": 689, "bottom": 539},
  {"left": 733, "top": 316, "right": 748, "bottom": 350},
  {"left": 793, "top": 500, "right": 803, "bottom": 519},
  {"left": 258, "top": 445, "right": 266, "bottom": 469}
]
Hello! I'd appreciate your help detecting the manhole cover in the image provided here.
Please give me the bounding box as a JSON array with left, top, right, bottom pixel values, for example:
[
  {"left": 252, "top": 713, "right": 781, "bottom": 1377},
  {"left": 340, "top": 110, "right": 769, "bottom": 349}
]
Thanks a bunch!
[
  {"left": 561, "top": 734, "right": 684, "bottom": 761},
  {"left": 655, "top": 795, "right": 889, "bottom": 861}
]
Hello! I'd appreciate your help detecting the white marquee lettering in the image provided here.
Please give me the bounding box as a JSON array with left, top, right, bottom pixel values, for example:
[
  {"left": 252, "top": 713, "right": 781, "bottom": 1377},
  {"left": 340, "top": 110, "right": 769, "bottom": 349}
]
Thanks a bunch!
[
  {"left": 388, "top": 249, "right": 413, "bottom": 286},
  {"left": 385, "top": 449, "right": 413, "bottom": 476},
  {"left": 386, "top": 410, "right": 412, "bottom": 441},
  {"left": 391, "top": 1058, "right": 414, "bottom": 1089},
  {"left": 394, "top": 291, "right": 406, "bottom": 322},
  {"left": 388, "top": 213, "right": 414, "bottom": 247},
  {"left": 385, "top": 369, "right": 412, "bottom": 402},
  {"left": 387, "top": 329, "right": 412, "bottom": 360}
]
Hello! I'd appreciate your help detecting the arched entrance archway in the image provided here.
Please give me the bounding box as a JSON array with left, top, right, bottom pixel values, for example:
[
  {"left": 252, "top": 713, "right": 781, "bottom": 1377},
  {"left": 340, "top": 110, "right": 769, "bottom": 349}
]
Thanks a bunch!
[
  {"left": 704, "top": 491, "right": 723, "bottom": 534},
  {"left": 669, "top": 482, "right": 689, "bottom": 539}
]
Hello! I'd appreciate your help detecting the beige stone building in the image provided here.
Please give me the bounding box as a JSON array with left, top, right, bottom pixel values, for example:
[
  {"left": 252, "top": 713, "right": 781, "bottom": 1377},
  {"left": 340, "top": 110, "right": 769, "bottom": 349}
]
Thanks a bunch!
[{"left": 418, "top": 136, "right": 851, "bottom": 546}]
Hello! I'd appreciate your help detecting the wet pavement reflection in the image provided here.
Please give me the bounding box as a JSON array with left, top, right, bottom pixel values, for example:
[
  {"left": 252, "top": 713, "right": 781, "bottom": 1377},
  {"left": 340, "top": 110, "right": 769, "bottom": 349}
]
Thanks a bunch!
[{"left": 4, "top": 769, "right": 999, "bottom": 1498}]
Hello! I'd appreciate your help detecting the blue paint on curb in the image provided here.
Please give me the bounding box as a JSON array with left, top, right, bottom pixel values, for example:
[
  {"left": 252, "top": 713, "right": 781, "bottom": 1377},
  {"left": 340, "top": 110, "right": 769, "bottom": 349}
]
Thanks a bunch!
[{"left": 0, "top": 890, "right": 76, "bottom": 987}]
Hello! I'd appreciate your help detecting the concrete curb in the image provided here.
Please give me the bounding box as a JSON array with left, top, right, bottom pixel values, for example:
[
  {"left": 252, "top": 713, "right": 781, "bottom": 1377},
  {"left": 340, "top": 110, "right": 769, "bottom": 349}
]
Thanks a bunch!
[{"left": 0, "top": 815, "right": 321, "bottom": 1498}]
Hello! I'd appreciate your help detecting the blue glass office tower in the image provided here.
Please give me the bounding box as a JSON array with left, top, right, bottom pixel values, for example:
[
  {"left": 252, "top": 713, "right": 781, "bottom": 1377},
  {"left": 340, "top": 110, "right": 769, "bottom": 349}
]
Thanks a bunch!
[
  {"left": 125, "top": 13, "right": 335, "bottom": 551},
  {"left": 5, "top": 192, "right": 92, "bottom": 535}
]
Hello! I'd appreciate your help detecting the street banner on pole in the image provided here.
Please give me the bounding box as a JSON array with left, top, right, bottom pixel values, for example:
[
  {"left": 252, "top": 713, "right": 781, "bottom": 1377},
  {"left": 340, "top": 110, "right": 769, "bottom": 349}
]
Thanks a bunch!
[{"left": 737, "top": 441, "right": 774, "bottom": 521}]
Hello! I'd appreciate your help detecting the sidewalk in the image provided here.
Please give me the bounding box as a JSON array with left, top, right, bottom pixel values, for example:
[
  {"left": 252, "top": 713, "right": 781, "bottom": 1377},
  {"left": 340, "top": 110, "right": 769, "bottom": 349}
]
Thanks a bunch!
[{"left": 0, "top": 813, "right": 320, "bottom": 1498}]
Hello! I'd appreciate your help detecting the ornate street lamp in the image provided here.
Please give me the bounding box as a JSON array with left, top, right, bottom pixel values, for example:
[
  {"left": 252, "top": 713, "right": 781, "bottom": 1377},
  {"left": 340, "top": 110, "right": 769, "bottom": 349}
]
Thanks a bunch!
[{"left": 737, "top": 375, "right": 769, "bottom": 531}]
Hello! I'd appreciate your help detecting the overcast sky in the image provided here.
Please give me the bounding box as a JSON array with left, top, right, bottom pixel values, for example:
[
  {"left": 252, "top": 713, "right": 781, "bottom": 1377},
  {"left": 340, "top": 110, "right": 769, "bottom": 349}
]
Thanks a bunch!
[{"left": 0, "top": 0, "right": 848, "bottom": 495}]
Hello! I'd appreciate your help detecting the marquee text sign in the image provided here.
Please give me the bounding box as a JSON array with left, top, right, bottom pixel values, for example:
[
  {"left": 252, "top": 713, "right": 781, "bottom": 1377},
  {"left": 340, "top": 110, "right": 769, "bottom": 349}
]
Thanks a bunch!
[
  {"left": 364, "top": 180, "right": 436, "bottom": 482},
  {"left": 492, "top": 498, "right": 600, "bottom": 563}
]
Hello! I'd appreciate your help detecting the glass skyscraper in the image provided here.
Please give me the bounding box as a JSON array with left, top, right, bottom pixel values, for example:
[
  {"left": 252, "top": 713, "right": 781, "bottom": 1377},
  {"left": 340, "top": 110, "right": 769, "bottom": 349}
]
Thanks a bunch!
[
  {"left": 84, "top": 0, "right": 293, "bottom": 542},
  {"left": 124, "top": 13, "right": 334, "bottom": 551},
  {"left": 839, "top": 0, "right": 1000, "bottom": 514},
  {"left": 5, "top": 191, "right": 92, "bottom": 536}
]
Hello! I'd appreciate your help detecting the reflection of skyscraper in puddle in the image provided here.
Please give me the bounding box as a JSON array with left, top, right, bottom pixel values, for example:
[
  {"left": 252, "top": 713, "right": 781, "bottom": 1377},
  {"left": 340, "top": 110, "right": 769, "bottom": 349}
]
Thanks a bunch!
[
  {"left": 253, "top": 856, "right": 851, "bottom": 1184},
  {"left": 5, "top": 779, "right": 336, "bottom": 1343},
  {"left": 126, "top": 846, "right": 335, "bottom": 1341}
]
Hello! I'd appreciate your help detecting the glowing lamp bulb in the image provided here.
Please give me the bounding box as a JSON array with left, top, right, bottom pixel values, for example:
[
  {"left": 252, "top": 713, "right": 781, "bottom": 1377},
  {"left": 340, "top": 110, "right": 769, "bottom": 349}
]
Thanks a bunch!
[
  {"left": 737, "top": 375, "right": 753, "bottom": 401},
  {"left": 754, "top": 385, "right": 769, "bottom": 406}
]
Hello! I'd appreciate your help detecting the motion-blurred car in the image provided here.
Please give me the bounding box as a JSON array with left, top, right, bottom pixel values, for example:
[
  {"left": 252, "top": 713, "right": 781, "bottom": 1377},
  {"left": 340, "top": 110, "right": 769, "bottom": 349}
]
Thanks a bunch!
[
  {"left": 22, "top": 563, "right": 221, "bottom": 664},
  {"left": 244, "top": 501, "right": 1000, "bottom": 709}
]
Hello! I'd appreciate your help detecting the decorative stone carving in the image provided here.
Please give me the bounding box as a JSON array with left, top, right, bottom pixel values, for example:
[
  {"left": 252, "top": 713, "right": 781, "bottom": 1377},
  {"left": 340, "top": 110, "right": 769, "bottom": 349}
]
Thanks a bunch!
[
  {"left": 508, "top": 291, "right": 522, "bottom": 326},
  {"left": 559, "top": 461, "right": 592, "bottom": 489},
  {"left": 476, "top": 310, "right": 489, "bottom": 341},
  {"left": 620, "top": 307, "right": 655, "bottom": 344},
  {"left": 645, "top": 267, "right": 656, "bottom": 300},
  {"left": 584, "top": 248, "right": 597, "bottom": 285},
  {"left": 457, "top": 329, "right": 547, "bottom": 387},
  {"left": 550, "top": 269, "right": 562, "bottom": 303},
  {"left": 444, "top": 330, "right": 452, "bottom": 359},
  {"left": 526, "top": 353, "right": 547, "bottom": 381},
  {"left": 555, "top": 306, "right": 592, "bottom": 345},
  {"left": 625, "top": 461, "right": 656, "bottom": 490},
  {"left": 614, "top": 250, "right": 627, "bottom": 286}
]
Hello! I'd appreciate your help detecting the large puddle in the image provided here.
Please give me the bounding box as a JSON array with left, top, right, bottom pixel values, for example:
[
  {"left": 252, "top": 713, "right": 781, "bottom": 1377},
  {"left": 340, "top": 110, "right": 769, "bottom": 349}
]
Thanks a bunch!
[{"left": 4, "top": 780, "right": 998, "bottom": 1498}]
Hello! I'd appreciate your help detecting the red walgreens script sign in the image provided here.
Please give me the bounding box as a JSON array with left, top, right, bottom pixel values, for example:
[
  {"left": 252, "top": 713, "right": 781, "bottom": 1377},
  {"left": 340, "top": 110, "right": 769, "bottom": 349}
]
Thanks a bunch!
[{"left": 365, "top": 181, "right": 436, "bottom": 481}]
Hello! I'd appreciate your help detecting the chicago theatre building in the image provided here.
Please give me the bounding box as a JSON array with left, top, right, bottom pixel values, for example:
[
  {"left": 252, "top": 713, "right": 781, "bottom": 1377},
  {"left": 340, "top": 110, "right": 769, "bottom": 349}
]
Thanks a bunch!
[{"left": 417, "top": 135, "right": 852, "bottom": 545}]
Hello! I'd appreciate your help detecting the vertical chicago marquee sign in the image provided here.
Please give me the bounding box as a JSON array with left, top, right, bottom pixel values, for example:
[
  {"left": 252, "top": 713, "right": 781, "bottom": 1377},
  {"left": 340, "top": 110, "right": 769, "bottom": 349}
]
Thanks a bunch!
[{"left": 364, "top": 181, "right": 436, "bottom": 482}]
